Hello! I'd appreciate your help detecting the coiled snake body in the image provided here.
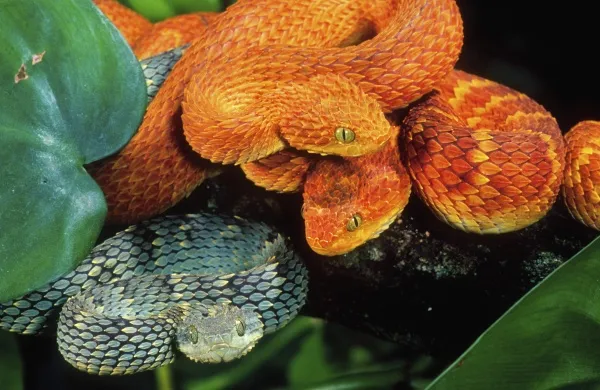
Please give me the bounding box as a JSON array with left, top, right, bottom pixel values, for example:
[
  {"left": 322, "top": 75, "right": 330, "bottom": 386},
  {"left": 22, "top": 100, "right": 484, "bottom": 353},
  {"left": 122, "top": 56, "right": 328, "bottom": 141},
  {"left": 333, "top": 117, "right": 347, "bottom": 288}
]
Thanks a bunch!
[
  {"left": 90, "top": 0, "right": 600, "bottom": 257},
  {"left": 0, "top": 213, "right": 308, "bottom": 375}
]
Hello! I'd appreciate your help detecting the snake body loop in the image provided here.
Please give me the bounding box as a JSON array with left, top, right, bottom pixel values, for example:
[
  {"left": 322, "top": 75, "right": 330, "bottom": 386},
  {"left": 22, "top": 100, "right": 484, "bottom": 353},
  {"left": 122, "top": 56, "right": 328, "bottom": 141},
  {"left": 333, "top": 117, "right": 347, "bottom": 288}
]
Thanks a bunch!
[
  {"left": 400, "top": 70, "right": 565, "bottom": 234},
  {"left": 0, "top": 213, "right": 308, "bottom": 375},
  {"left": 90, "top": 0, "right": 600, "bottom": 256},
  {"left": 89, "top": 0, "right": 463, "bottom": 225},
  {"left": 562, "top": 120, "right": 600, "bottom": 230},
  {"left": 181, "top": 0, "right": 463, "bottom": 165}
]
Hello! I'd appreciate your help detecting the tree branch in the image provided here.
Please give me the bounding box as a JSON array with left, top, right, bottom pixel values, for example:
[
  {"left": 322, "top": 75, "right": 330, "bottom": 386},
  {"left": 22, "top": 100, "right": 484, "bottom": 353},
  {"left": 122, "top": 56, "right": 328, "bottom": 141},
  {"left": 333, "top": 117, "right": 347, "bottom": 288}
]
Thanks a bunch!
[{"left": 172, "top": 168, "right": 598, "bottom": 362}]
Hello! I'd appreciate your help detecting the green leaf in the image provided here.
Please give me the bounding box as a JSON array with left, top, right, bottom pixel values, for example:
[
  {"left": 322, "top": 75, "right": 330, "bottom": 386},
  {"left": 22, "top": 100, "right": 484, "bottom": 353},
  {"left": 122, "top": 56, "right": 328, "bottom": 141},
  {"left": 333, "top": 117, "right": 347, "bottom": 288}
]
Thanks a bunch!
[
  {"left": 296, "top": 364, "right": 406, "bottom": 390},
  {"left": 0, "top": 0, "right": 147, "bottom": 301},
  {"left": 288, "top": 327, "right": 335, "bottom": 387},
  {"left": 118, "top": 0, "right": 222, "bottom": 21},
  {"left": 0, "top": 332, "right": 22, "bottom": 390},
  {"left": 427, "top": 235, "right": 600, "bottom": 390},
  {"left": 122, "top": 0, "right": 176, "bottom": 21},
  {"left": 171, "top": 0, "right": 222, "bottom": 13}
]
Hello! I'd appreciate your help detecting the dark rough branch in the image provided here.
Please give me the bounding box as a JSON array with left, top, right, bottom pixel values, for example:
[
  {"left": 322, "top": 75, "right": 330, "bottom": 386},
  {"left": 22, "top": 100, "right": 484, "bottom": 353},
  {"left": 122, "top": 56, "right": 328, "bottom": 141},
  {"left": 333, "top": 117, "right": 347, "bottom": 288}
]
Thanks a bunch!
[
  {"left": 165, "top": 167, "right": 598, "bottom": 362},
  {"left": 15, "top": 165, "right": 598, "bottom": 390}
]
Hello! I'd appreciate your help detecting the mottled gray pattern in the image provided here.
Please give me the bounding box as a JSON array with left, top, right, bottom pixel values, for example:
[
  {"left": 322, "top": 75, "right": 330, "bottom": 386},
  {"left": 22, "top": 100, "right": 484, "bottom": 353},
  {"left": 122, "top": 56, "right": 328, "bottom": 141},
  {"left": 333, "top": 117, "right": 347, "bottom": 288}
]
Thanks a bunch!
[{"left": 0, "top": 213, "right": 309, "bottom": 375}]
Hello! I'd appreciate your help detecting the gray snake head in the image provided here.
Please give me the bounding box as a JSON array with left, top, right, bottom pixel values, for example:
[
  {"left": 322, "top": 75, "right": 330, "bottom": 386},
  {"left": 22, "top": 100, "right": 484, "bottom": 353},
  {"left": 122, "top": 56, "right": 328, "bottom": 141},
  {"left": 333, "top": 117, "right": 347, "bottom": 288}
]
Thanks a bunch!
[{"left": 175, "top": 303, "right": 264, "bottom": 363}]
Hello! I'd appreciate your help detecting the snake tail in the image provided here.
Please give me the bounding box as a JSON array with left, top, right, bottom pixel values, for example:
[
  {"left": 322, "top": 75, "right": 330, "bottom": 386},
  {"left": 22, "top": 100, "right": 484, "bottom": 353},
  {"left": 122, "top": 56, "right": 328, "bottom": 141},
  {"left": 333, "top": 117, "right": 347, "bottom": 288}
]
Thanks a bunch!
[{"left": 562, "top": 120, "right": 600, "bottom": 230}]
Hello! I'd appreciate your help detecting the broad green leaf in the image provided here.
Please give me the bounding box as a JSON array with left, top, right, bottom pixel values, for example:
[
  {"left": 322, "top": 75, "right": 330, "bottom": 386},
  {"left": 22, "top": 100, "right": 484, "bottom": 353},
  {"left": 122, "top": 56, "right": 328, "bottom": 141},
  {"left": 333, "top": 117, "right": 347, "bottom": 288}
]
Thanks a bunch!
[
  {"left": 427, "top": 235, "right": 600, "bottom": 390},
  {"left": 0, "top": 0, "right": 146, "bottom": 301}
]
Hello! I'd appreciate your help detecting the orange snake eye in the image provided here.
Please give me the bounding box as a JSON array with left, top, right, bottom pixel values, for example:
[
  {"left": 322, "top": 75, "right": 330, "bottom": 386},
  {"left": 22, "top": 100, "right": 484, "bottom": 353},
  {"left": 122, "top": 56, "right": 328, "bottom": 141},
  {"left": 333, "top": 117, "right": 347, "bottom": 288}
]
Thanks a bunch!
[
  {"left": 346, "top": 214, "right": 362, "bottom": 231},
  {"left": 335, "top": 127, "right": 356, "bottom": 143}
]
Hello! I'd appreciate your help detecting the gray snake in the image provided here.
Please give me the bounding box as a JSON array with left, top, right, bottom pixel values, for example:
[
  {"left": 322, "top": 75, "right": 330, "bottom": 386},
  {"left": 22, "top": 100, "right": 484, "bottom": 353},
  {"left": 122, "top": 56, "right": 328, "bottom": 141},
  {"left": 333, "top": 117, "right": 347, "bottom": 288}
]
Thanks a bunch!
[{"left": 0, "top": 212, "right": 309, "bottom": 375}]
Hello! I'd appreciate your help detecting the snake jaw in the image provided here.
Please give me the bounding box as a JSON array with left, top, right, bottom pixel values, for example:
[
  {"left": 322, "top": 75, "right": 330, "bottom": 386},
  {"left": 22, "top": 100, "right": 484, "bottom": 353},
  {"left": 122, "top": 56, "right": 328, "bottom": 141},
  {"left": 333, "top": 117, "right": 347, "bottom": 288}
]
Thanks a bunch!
[
  {"left": 176, "top": 303, "right": 264, "bottom": 364},
  {"left": 302, "top": 128, "right": 412, "bottom": 256},
  {"left": 189, "top": 339, "right": 259, "bottom": 364}
]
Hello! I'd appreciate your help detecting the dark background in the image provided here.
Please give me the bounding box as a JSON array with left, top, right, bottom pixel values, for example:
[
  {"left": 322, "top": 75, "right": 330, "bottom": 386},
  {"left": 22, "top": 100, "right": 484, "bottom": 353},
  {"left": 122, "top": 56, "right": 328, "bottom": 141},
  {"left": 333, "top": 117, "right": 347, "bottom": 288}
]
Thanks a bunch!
[{"left": 455, "top": 0, "right": 597, "bottom": 133}]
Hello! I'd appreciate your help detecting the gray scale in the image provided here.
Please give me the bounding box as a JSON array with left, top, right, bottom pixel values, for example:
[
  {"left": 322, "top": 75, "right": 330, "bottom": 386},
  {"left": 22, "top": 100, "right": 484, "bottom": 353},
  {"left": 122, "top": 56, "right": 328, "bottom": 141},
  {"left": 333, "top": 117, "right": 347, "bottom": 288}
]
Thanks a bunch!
[{"left": 140, "top": 44, "right": 189, "bottom": 101}]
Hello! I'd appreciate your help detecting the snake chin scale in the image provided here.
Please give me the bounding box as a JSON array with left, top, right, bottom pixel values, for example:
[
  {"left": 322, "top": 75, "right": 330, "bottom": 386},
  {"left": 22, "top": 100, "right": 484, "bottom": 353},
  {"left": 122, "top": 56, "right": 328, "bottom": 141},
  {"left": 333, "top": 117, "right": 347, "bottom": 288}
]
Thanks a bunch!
[{"left": 176, "top": 303, "right": 264, "bottom": 364}]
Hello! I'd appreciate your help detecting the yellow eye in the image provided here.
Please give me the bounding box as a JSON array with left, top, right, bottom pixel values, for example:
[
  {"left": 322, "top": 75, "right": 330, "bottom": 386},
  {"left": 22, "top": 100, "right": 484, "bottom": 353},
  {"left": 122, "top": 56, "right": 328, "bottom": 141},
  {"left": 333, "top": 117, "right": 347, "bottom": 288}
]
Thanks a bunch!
[
  {"left": 187, "top": 325, "right": 198, "bottom": 344},
  {"left": 335, "top": 127, "right": 355, "bottom": 143},
  {"left": 235, "top": 318, "right": 246, "bottom": 336},
  {"left": 346, "top": 214, "right": 362, "bottom": 231}
]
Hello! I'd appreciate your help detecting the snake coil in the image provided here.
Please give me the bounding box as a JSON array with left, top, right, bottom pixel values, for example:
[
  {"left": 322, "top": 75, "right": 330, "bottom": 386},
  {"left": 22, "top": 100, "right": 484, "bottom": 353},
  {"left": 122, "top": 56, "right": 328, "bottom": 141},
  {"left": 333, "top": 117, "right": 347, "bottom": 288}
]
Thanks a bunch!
[{"left": 0, "top": 213, "right": 309, "bottom": 375}]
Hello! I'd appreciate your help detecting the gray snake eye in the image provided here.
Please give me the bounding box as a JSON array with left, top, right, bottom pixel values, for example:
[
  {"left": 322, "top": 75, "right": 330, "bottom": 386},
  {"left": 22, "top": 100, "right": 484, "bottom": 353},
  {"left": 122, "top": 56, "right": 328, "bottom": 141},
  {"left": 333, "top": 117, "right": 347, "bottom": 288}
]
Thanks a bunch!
[
  {"left": 235, "top": 318, "right": 246, "bottom": 336},
  {"left": 187, "top": 325, "right": 199, "bottom": 344}
]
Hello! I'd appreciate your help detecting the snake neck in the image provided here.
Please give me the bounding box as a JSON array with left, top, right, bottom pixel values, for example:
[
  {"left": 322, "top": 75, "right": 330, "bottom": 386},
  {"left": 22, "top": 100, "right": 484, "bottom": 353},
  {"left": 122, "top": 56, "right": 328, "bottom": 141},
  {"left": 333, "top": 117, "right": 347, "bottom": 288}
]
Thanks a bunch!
[
  {"left": 182, "top": 71, "right": 395, "bottom": 164},
  {"left": 180, "top": 0, "right": 463, "bottom": 165},
  {"left": 301, "top": 126, "right": 412, "bottom": 255}
]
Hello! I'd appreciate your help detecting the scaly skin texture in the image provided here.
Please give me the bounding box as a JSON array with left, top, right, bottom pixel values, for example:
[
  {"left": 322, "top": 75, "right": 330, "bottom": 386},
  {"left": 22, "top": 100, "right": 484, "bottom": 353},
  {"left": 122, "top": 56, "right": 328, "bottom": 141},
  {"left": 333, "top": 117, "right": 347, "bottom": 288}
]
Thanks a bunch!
[
  {"left": 93, "top": 0, "right": 152, "bottom": 46},
  {"left": 93, "top": 0, "right": 216, "bottom": 59},
  {"left": 184, "top": 72, "right": 394, "bottom": 164},
  {"left": 241, "top": 150, "right": 313, "bottom": 193},
  {"left": 562, "top": 121, "right": 600, "bottom": 230},
  {"left": 402, "top": 69, "right": 565, "bottom": 233},
  {"left": 176, "top": 304, "right": 264, "bottom": 364},
  {"left": 302, "top": 127, "right": 411, "bottom": 255},
  {"left": 91, "top": 0, "right": 463, "bottom": 225},
  {"left": 242, "top": 123, "right": 414, "bottom": 255},
  {"left": 93, "top": 1, "right": 600, "bottom": 257},
  {"left": 182, "top": 0, "right": 464, "bottom": 164},
  {"left": 133, "top": 13, "right": 219, "bottom": 59}
]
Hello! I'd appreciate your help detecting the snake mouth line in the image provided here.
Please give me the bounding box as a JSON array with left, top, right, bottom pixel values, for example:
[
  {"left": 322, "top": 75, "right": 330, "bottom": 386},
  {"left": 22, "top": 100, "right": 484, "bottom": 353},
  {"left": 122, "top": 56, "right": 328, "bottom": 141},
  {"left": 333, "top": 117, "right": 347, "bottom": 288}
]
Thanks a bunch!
[{"left": 211, "top": 343, "right": 231, "bottom": 349}]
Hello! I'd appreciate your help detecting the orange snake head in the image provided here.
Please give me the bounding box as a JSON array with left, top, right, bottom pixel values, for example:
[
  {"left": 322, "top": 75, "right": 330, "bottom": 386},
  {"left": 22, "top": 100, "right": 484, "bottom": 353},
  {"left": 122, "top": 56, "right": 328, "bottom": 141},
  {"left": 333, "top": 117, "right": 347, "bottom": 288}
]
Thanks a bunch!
[
  {"left": 302, "top": 127, "right": 411, "bottom": 256},
  {"left": 277, "top": 73, "right": 394, "bottom": 159}
]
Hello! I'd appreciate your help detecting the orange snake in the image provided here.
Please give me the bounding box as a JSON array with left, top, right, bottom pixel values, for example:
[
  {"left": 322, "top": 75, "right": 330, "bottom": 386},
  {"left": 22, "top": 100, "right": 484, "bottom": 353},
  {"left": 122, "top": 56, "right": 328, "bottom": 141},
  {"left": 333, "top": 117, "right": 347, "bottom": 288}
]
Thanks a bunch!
[{"left": 89, "top": 0, "right": 600, "bottom": 256}]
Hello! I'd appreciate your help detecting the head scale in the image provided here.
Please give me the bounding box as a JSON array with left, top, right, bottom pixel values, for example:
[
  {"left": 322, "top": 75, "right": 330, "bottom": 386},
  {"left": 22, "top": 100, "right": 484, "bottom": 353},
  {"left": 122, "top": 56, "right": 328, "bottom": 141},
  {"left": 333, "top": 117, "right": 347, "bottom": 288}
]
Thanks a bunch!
[
  {"left": 176, "top": 303, "right": 264, "bottom": 364},
  {"left": 302, "top": 127, "right": 411, "bottom": 256},
  {"left": 277, "top": 73, "right": 393, "bottom": 157}
]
